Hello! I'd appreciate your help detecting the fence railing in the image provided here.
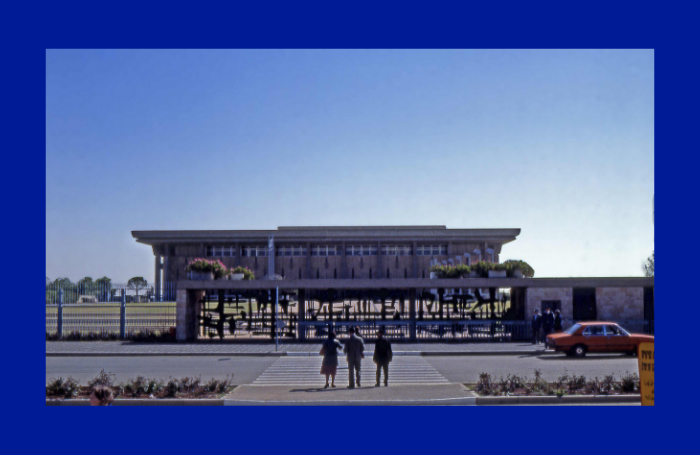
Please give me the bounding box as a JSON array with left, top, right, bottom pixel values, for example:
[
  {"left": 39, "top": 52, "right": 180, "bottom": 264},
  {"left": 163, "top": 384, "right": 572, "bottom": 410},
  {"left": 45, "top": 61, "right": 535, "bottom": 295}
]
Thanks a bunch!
[
  {"left": 45, "top": 281, "right": 177, "bottom": 304},
  {"left": 46, "top": 289, "right": 176, "bottom": 338},
  {"left": 299, "top": 321, "right": 412, "bottom": 342}
]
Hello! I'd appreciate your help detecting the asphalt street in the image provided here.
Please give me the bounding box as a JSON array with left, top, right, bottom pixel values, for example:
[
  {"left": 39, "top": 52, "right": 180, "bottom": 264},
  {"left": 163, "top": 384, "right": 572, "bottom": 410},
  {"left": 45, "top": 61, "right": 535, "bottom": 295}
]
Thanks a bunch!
[{"left": 46, "top": 354, "right": 639, "bottom": 384}]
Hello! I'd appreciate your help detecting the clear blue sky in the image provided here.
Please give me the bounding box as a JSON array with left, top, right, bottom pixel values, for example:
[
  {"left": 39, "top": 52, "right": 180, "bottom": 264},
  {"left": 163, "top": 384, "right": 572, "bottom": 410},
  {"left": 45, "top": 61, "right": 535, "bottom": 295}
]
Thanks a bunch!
[{"left": 46, "top": 49, "right": 654, "bottom": 283}]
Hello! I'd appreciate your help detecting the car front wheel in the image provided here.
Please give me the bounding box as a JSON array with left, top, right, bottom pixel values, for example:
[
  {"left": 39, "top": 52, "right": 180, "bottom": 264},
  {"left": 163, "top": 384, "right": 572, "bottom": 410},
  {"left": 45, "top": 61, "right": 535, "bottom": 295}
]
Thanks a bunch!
[{"left": 572, "top": 345, "right": 587, "bottom": 357}]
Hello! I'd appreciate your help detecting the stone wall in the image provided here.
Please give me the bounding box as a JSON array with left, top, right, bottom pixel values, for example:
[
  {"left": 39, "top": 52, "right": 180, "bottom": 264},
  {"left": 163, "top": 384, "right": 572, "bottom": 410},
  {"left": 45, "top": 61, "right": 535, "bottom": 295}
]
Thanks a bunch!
[
  {"left": 176, "top": 289, "right": 204, "bottom": 341},
  {"left": 525, "top": 287, "right": 574, "bottom": 320},
  {"left": 596, "top": 287, "right": 644, "bottom": 320}
]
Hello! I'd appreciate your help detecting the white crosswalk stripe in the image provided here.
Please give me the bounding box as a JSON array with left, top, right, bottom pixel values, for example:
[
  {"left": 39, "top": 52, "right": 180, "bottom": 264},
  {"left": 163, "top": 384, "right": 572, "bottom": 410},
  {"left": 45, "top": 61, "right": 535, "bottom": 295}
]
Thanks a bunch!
[{"left": 253, "top": 357, "right": 448, "bottom": 385}]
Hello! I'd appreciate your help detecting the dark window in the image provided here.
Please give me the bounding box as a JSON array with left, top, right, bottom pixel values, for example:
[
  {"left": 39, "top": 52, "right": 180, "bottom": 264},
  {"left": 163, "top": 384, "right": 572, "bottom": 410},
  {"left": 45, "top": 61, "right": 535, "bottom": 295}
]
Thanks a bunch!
[
  {"left": 369, "top": 268, "right": 372, "bottom": 279},
  {"left": 404, "top": 269, "right": 408, "bottom": 278},
  {"left": 299, "top": 269, "right": 302, "bottom": 279},
  {"left": 352, "top": 268, "right": 355, "bottom": 279},
  {"left": 281, "top": 268, "right": 285, "bottom": 278},
  {"left": 334, "top": 269, "right": 337, "bottom": 279},
  {"left": 644, "top": 287, "right": 654, "bottom": 320},
  {"left": 387, "top": 268, "right": 390, "bottom": 279},
  {"left": 573, "top": 288, "right": 597, "bottom": 320},
  {"left": 316, "top": 269, "right": 320, "bottom": 279},
  {"left": 422, "top": 270, "right": 425, "bottom": 278}
]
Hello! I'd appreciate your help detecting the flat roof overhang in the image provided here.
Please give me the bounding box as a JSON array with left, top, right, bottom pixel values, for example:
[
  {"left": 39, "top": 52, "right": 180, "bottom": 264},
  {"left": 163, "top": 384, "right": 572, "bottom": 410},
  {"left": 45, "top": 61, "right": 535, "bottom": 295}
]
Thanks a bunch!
[
  {"left": 176, "top": 277, "right": 654, "bottom": 291},
  {"left": 132, "top": 227, "right": 521, "bottom": 247}
]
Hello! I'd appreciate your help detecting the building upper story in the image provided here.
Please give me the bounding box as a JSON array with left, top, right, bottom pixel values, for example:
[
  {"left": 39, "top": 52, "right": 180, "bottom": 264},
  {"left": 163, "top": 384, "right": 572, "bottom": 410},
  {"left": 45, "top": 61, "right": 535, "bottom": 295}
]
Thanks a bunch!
[{"left": 132, "top": 226, "right": 521, "bottom": 282}]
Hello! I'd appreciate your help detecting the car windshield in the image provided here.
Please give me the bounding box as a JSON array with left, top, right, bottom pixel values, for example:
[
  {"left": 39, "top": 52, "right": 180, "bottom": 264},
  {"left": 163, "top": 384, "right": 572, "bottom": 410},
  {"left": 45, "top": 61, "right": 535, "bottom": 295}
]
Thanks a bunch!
[{"left": 563, "top": 323, "right": 581, "bottom": 335}]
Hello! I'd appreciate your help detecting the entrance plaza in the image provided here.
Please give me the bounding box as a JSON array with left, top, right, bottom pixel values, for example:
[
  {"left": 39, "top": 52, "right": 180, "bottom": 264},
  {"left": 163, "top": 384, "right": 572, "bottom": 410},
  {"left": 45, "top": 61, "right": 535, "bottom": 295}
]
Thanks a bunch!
[{"left": 131, "top": 226, "right": 654, "bottom": 342}]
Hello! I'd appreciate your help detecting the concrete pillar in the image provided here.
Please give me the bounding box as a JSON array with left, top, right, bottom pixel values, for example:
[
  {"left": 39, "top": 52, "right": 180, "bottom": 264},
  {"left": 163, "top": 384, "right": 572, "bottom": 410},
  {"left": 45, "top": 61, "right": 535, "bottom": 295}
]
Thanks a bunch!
[
  {"left": 176, "top": 289, "right": 204, "bottom": 341},
  {"left": 412, "top": 241, "right": 417, "bottom": 278},
  {"left": 409, "top": 288, "right": 416, "bottom": 341},
  {"left": 155, "top": 253, "right": 162, "bottom": 302},
  {"left": 235, "top": 243, "right": 241, "bottom": 267},
  {"left": 341, "top": 241, "right": 347, "bottom": 279},
  {"left": 298, "top": 289, "right": 306, "bottom": 341},
  {"left": 306, "top": 242, "right": 312, "bottom": 279},
  {"left": 377, "top": 241, "right": 382, "bottom": 278}
]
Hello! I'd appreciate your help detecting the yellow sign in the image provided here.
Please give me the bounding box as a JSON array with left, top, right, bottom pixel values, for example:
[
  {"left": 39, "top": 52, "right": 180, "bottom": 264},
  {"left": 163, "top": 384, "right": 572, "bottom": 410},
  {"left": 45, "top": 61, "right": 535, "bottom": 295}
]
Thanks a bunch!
[{"left": 638, "top": 342, "right": 654, "bottom": 406}]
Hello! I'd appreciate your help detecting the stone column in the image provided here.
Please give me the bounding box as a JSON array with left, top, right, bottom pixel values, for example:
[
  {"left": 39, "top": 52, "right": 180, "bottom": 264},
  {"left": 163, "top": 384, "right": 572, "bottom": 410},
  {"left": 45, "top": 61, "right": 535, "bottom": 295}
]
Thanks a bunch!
[
  {"left": 412, "top": 241, "right": 418, "bottom": 278},
  {"left": 306, "top": 242, "right": 312, "bottom": 279},
  {"left": 154, "top": 252, "right": 162, "bottom": 302},
  {"left": 377, "top": 241, "right": 382, "bottom": 278},
  {"left": 176, "top": 289, "right": 205, "bottom": 341},
  {"left": 298, "top": 289, "right": 306, "bottom": 341},
  {"left": 409, "top": 288, "right": 416, "bottom": 341},
  {"left": 341, "top": 241, "right": 347, "bottom": 279}
]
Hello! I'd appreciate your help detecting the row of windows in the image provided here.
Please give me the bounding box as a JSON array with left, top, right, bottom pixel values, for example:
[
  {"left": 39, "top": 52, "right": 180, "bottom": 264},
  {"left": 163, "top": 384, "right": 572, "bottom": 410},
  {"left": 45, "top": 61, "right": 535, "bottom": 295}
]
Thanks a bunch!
[
  {"left": 415, "top": 245, "right": 447, "bottom": 256},
  {"left": 207, "top": 244, "right": 449, "bottom": 258},
  {"left": 277, "top": 246, "right": 308, "bottom": 257}
]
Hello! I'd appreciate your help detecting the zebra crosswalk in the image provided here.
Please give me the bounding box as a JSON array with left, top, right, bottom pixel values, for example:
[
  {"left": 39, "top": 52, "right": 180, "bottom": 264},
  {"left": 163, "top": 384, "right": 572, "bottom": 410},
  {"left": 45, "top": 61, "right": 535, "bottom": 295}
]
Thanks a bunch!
[{"left": 253, "top": 356, "right": 449, "bottom": 386}]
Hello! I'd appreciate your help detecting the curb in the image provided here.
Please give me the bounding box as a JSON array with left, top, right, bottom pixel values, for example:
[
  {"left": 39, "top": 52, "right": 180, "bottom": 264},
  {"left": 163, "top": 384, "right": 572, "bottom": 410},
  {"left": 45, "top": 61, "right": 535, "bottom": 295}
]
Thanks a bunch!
[
  {"left": 474, "top": 394, "right": 640, "bottom": 405},
  {"left": 223, "top": 397, "right": 477, "bottom": 406},
  {"left": 46, "top": 352, "right": 286, "bottom": 357},
  {"left": 46, "top": 350, "right": 552, "bottom": 357},
  {"left": 46, "top": 399, "right": 224, "bottom": 406}
]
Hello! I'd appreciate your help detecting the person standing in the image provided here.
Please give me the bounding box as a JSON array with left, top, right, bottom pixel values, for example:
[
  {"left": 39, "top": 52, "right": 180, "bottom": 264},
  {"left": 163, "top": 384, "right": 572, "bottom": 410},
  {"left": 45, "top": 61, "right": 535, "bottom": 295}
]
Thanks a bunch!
[
  {"left": 373, "top": 329, "right": 393, "bottom": 386},
  {"left": 553, "top": 309, "right": 563, "bottom": 333},
  {"left": 319, "top": 332, "right": 343, "bottom": 388},
  {"left": 531, "top": 308, "right": 542, "bottom": 344},
  {"left": 542, "top": 307, "right": 554, "bottom": 347},
  {"left": 343, "top": 326, "right": 365, "bottom": 388}
]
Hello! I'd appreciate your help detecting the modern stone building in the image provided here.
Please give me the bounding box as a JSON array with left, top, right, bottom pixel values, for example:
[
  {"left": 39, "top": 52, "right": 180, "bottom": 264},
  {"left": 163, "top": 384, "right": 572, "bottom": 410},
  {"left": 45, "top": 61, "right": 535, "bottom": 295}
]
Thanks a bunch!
[
  {"left": 133, "top": 225, "right": 521, "bottom": 286},
  {"left": 132, "top": 226, "right": 654, "bottom": 341}
]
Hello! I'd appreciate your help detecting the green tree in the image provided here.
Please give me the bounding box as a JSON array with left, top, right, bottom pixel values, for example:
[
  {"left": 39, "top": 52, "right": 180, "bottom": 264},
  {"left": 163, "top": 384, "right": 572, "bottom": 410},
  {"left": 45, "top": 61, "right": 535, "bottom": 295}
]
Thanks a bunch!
[
  {"left": 128, "top": 277, "right": 148, "bottom": 302},
  {"left": 95, "top": 276, "right": 112, "bottom": 302},
  {"left": 643, "top": 251, "right": 654, "bottom": 277}
]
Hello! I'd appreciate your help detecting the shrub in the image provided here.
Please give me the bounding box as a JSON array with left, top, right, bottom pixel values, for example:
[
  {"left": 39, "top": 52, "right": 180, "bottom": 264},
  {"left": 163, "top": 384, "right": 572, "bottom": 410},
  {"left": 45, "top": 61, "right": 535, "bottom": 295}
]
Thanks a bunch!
[
  {"left": 621, "top": 372, "right": 639, "bottom": 393},
  {"left": 185, "top": 259, "right": 228, "bottom": 279},
  {"left": 46, "top": 377, "right": 80, "bottom": 398},
  {"left": 502, "top": 259, "right": 535, "bottom": 278},
  {"left": 88, "top": 369, "right": 115, "bottom": 389},
  {"left": 471, "top": 261, "right": 494, "bottom": 277},
  {"left": 229, "top": 266, "right": 255, "bottom": 280}
]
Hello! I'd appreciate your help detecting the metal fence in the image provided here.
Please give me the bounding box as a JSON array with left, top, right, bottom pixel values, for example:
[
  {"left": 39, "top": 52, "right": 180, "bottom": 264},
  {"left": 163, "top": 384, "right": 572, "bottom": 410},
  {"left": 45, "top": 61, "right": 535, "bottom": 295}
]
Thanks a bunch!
[
  {"left": 45, "top": 281, "right": 176, "bottom": 304},
  {"left": 299, "top": 321, "right": 412, "bottom": 342},
  {"left": 46, "top": 288, "right": 176, "bottom": 338}
]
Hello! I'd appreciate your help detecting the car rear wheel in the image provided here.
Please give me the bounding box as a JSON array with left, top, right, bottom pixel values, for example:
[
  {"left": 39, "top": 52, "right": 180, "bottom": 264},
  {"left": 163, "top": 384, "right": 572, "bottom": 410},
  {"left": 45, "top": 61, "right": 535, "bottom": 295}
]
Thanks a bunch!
[{"left": 572, "top": 345, "right": 587, "bottom": 357}]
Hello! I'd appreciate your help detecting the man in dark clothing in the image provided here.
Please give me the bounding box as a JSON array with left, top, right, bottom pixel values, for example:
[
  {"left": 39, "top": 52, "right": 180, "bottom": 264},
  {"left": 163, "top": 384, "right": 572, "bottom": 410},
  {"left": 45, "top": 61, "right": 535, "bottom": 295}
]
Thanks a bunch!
[
  {"left": 343, "top": 326, "right": 365, "bottom": 388},
  {"left": 553, "top": 309, "right": 563, "bottom": 332},
  {"left": 542, "top": 307, "right": 554, "bottom": 347},
  {"left": 373, "top": 329, "right": 393, "bottom": 386},
  {"left": 532, "top": 308, "right": 542, "bottom": 344}
]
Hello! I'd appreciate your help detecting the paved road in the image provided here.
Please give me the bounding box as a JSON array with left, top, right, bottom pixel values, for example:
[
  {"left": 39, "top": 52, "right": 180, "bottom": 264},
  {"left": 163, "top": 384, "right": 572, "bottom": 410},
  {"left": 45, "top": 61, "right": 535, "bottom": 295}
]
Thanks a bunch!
[{"left": 46, "top": 353, "right": 639, "bottom": 385}]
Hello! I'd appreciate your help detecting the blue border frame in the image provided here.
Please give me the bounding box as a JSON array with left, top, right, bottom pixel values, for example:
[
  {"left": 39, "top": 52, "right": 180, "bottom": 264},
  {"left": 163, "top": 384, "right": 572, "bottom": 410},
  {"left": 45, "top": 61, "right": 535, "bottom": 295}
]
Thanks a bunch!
[{"left": 5, "top": 0, "right": 692, "bottom": 452}]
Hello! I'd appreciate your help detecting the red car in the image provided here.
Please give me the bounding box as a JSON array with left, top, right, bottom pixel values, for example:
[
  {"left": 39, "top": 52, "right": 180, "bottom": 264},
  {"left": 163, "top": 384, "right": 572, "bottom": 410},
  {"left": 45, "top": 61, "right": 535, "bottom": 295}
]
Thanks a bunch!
[{"left": 546, "top": 322, "right": 654, "bottom": 357}]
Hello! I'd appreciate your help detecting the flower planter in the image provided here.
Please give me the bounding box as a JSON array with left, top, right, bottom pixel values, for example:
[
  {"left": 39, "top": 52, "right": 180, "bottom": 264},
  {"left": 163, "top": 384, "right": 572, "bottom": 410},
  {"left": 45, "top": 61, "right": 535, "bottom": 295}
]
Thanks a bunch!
[
  {"left": 469, "top": 271, "right": 479, "bottom": 278},
  {"left": 513, "top": 270, "right": 524, "bottom": 279},
  {"left": 231, "top": 273, "right": 244, "bottom": 280},
  {"left": 190, "top": 271, "right": 214, "bottom": 280},
  {"left": 430, "top": 272, "right": 438, "bottom": 279},
  {"left": 488, "top": 270, "right": 507, "bottom": 278}
]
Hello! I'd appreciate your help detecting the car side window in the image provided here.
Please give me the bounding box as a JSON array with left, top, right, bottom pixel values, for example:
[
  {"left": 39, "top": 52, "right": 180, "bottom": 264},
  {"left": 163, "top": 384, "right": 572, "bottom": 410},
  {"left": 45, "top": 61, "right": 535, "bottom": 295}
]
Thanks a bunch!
[
  {"left": 583, "top": 325, "right": 605, "bottom": 336},
  {"left": 605, "top": 325, "right": 621, "bottom": 336}
]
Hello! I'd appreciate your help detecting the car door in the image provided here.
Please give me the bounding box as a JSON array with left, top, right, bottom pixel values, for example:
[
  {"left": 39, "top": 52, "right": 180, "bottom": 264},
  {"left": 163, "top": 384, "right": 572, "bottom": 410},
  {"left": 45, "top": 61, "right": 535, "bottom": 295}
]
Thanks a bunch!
[
  {"left": 582, "top": 325, "right": 607, "bottom": 352},
  {"left": 604, "top": 324, "right": 634, "bottom": 352}
]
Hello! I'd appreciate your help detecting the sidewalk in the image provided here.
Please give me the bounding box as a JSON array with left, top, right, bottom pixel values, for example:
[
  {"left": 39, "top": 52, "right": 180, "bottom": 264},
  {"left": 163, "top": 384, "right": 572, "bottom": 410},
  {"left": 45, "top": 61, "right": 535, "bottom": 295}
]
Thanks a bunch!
[
  {"left": 223, "top": 384, "right": 478, "bottom": 406},
  {"left": 46, "top": 341, "right": 552, "bottom": 356}
]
